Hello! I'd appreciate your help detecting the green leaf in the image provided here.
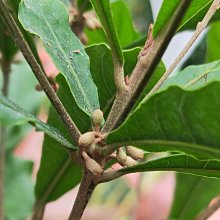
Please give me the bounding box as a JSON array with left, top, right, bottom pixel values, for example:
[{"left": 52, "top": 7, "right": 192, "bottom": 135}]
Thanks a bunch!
[
  {"left": 77, "top": 0, "right": 92, "bottom": 12},
  {"left": 161, "top": 60, "right": 220, "bottom": 90},
  {"left": 89, "top": 0, "right": 124, "bottom": 64},
  {"left": 206, "top": 21, "right": 220, "bottom": 62},
  {"left": 87, "top": 0, "right": 139, "bottom": 48},
  {"left": 122, "top": 155, "right": 220, "bottom": 179},
  {"left": 35, "top": 44, "right": 142, "bottom": 202},
  {"left": 127, "top": 0, "right": 153, "bottom": 34},
  {"left": 110, "top": 1, "right": 139, "bottom": 47},
  {"left": 153, "top": 0, "right": 220, "bottom": 37},
  {"left": 0, "top": 22, "right": 17, "bottom": 62},
  {"left": 134, "top": 61, "right": 165, "bottom": 108},
  {"left": 107, "top": 82, "right": 220, "bottom": 160},
  {"left": 5, "top": 155, "right": 34, "bottom": 220},
  {"left": 0, "top": 94, "right": 74, "bottom": 149},
  {"left": 153, "top": 0, "right": 179, "bottom": 37},
  {"left": 169, "top": 174, "right": 220, "bottom": 220},
  {"left": 18, "top": 0, "right": 100, "bottom": 116},
  {"left": 178, "top": 1, "right": 220, "bottom": 32}
]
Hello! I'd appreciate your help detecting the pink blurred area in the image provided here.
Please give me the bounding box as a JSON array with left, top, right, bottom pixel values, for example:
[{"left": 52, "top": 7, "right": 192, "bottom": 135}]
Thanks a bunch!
[{"left": 13, "top": 47, "right": 220, "bottom": 220}]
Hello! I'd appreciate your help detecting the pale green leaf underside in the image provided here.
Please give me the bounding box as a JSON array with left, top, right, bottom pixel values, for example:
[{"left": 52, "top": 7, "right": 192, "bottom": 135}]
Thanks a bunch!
[
  {"left": 121, "top": 155, "right": 220, "bottom": 179},
  {"left": 0, "top": 94, "right": 75, "bottom": 149},
  {"left": 161, "top": 60, "right": 220, "bottom": 91},
  {"left": 107, "top": 82, "right": 220, "bottom": 160},
  {"left": 5, "top": 155, "right": 34, "bottom": 220},
  {"left": 18, "top": 0, "right": 99, "bottom": 115}
]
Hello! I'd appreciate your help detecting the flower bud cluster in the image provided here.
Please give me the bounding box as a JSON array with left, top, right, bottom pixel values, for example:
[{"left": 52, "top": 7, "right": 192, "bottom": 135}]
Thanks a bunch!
[{"left": 115, "top": 146, "right": 144, "bottom": 167}]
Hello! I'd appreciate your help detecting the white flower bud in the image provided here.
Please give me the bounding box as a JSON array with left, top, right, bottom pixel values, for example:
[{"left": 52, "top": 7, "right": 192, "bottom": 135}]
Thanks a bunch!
[
  {"left": 78, "top": 132, "right": 95, "bottom": 148},
  {"left": 124, "top": 156, "right": 137, "bottom": 167},
  {"left": 85, "top": 157, "right": 103, "bottom": 176},
  {"left": 92, "top": 109, "right": 103, "bottom": 126},
  {"left": 116, "top": 147, "right": 127, "bottom": 164},
  {"left": 126, "top": 146, "right": 144, "bottom": 160}
]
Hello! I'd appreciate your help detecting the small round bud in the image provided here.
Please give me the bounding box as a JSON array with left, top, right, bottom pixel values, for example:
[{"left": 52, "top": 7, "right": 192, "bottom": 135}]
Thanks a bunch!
[
  {"left": 82, "top": 151, "right": 103, "bottom": 176},
  {"left": 126, "top": 146, "right": 144, "bottom": 160},
  {"left": 92, "top": 109, "right": 103, "bottom": 126},
  {"left": 124, "top": 156, "right": 137, "bottom": 167},
  {"left": 85, "top": 157, "right": 103, "bottom": 176},
  {"left": 78, "top": 132, "right": 95, "bottom": 148},
  {"left": 116, "top": 148, "right": 127, "bottom": 164},
  {"left": 35, "top": 84, "right": 43, "bottom": 91}
]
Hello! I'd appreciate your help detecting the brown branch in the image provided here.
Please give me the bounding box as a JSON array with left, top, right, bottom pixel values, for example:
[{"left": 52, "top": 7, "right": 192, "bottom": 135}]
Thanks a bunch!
[
  {"left": 68, "top": 171, "right": 97, "bottom": 220},
  {"left": 195, "top": 195, "right": 220, "bottom": 220},
  {"left": 102, "top": 0, "right": 191, "bottom": 133},
  {"left": 0, "top": 0, "right": 81, "bottom": 143},
  {"left": 146, "top": 0, "right": 220, "bottom": 99}
]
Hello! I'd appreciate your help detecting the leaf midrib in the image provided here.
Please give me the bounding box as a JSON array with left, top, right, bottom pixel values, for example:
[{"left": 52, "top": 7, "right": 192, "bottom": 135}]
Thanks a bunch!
[
  {"left": 27, "top": 0, "right": 93, "bottom": 113},
  {"left": 108, "top": 139, "right": 220, "bottom": 158}
]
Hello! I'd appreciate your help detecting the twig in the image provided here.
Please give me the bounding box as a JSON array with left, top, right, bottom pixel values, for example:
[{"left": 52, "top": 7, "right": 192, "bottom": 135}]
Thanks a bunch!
[
  {"left": 68, "top": 171, "right": 97, "bottom": 220},
  {"left": 102, "top": 0, "right": 191, "bottom": 133},
  {"left": 97, "top": 170, "right": 122, "bottom": 183},
  {"left": 195, "top": 195, "right": 220, "bottom": 220},
  {"left": 0, "top": 0, "right": 81, "bottom": 143},
  {"left": 146, "top": 0, "right": 220, "bottom": 99}
]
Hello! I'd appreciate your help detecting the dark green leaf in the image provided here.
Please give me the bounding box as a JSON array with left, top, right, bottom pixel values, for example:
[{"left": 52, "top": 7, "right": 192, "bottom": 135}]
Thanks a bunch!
[
  {"left": 111, "top": 1, "right": 139, "bottom": 47},
  {"left": 77, "top": 0, "right": 92, "bottom": 12},
  {"left": 18, "top": 0, "right": 100, "bottom": 116},
  {"left": 169, "top": 174, "right": 220, "bottom": 220},
  {"left": 107, "top": 82, "right": 220, "bottom": 160},
  {"left": 0, "top": 22, "right": 17, "bottom": 62},
  {"left": 0, "top": 94, "right": 74, "bottom": 149},
  {"left": 5, "top": 155, "right": 34, "bottom": 220},
  {"left": 206, "top": 21, "right": 220, "bottom": 62},
  {"left": 153, "top": 0, "right": 220, "bottom": 37},
  {"left": 134, "top": 61, "right": 165, "bottom": 108},
  {"left": 153, "top": 0, "right": 179, "bottom": 37},
  {"left": 122, "top": 155, "right": 220, "bottom": 179}
]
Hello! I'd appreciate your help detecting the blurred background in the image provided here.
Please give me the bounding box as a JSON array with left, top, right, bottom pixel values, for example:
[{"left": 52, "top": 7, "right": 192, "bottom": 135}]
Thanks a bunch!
[{"left": 1, "top": 0, "right": 220, "bottom": 219}]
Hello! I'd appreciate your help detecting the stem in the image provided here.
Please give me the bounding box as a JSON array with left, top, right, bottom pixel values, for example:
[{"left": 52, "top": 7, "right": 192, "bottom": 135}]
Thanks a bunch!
[
  {"left": 102, "top": 0, "right": 191, "bottom": 133},
  {"left": 195, "top": 195, "right": 220, "bottom": 220},
  {"left": 68, "top": 171, "right": 97, "bottom": 220},
  {"left": 0, "top": 0, "right": 81, "bottom": 143},
  {"left": 0, "top": 59, "right": 10, "bottom": 220},
  {"left": 31, "top": 204, "right": 45, "bottom": 220},
  {"left": 146, "top": 0, "right": 220, "bottom": 99},
  {"left": 92, "top": 0, "right": 126, "bottom": 93}
]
